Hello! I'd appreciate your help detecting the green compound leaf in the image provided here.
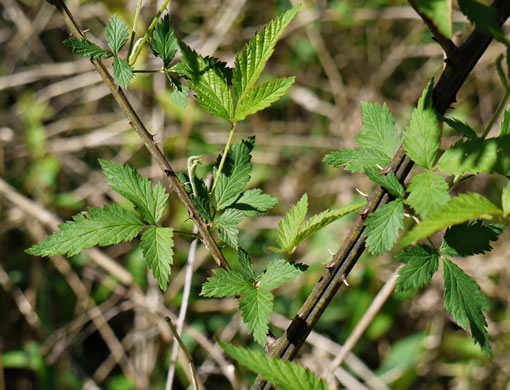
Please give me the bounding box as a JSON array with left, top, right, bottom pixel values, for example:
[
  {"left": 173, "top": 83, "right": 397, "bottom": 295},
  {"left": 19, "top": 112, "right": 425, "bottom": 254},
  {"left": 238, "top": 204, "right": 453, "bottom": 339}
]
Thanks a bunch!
[
  {"left": 220, "top": 342, "right": 328, "bottom": 390},
  {"left": 140, "top": 227, "right": 174, "bottom": 291},
  {"left": 274, "top": 193, "right": 308, "bottom": 253},
  {"left": 500, "top": 105, "right": 510, "bottom": 136},
  {"left": 442, "top": 258, "right": 492, "bottom": 357},
  {"left": 214, "top": 208, "right": 244, "bottom": 249},
  {"left": 63, "top": 37, "right": 113, "bottom": 60},
  {"left": 365, "top": 167, "right": 405, "bottom": 198},
  {"left": 233, "top": 5, "right": 299, "bottom": 101},
  {"left": 395, "top": 245, "right": 439, "bottom": 292},
  {"left": 404, "top": 80, "right": 441, "bottom": 168},
  {"left": 437, "top": 135, "right": 510, "bottom": 176},
  {"left": 26, "top": 205, "right": 143, "bottom": 257},
  {"left": 458, "top": 0, "right": 501, "bottom": 36},
  {"left": 503, "top": 181, "right": 510, "bottom": 217},
  {"left": 323, "top": 148, "right": 392, "bottom": 172},
  {"left": 440, "top": 221, "right": 505, "bottom": 257},
  {"left": 442, "top": 117, "right": 477, "bottom": 139},
  {"left": 106, "top": 14, "right": 129, "bottom": 55},
  {"left": 240, "top": 287, "right": 274, "bottom": 345},
  {"left": 258, "top": 259, "right": 304, "bottom": 290},
  {"left": 365, "top": 199, "right": 404, "bottom": 256},
  {"left": 416, "top": 0, "right": 453, "bottom": 38},
  {"left": 235, "top": 77, "right": 295, "bottom": 121},
  {"left": 405, "top": 171, "right": 450, "bottom": 218},
  {"left": 150, "top": 14, "right": 178, "bottom": 68},
  {"left": 99, "top": 160, "right": 168, "bottom": 225},
  {"left": 400, "top": 193, "right": 502, "bottom": 247},
  {"left": 202, "top": 269, "right": 252, "bottom": 297},
  {"left": 229, "top": 188, "right": 278, "bottom": 217},
  {"left": 112, "top": 57, "right": 134, "bottom": 89},
  {"left": 214, "top": 138, "right": 254, "bottom": 210}
]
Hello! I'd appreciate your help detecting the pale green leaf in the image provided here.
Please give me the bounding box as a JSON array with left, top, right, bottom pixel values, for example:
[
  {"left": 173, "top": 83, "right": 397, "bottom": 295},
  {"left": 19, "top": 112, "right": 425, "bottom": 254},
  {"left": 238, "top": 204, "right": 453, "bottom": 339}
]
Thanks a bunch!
[
  {"left": 201, "top": 269, "right": 252, "bottom": 297},
  {"left": 365, "top": 167, "right": 405, "bottom": 198},
  {"left": 230, "top": 188, "right": 278, "bottom": 217},
  {"left": 214, "top": 208, "right": 244, "bottom": 249},
  {"left": 235, "top": 77, "right": 295, "bottom": 121},
  {"left": 140, "top": 227, "right": 174, "bottom": 290},
  {"left": 220, "top": 342, "right": 328, "bottom": 390},
  {"left": 26, "top": 205, "right": 143, "bottom": 257},
  {"left": 416, "top": 0, "right": 452, "bottom": 38},
  {"left": 258, "top": 259, "right": 303, "bottom": 290},
  {"left": 405, "top": 171, "right": 450, "bottom": 218},
  {"left": 323, "top": 148, "right": 392, "bottom": 172},
  {"left": 395, "top": 245, "right": 439, "bottom": 292},
  {"left": 365, "top": 200, "right": 404, "bottom": 255},
  {"left": 503, "top": 181, "right": 510, "bottom": 217},
  {"left": 275, "top": 193, "right": 308, "bottom": 252},
  {"left": 233, "top": 5, "right": 299, "bottom": 100},
  {"left": 106, "top": 14, "right": 129, "bottom": 55},
  {"left": 63, "top": 37, "right": 113, "bottom": 60},
  {"left": 442, "top": 258, "right": 492, "bottom": 357},
  {"left": 400, "top": 193, "right": 502, "bottom": 247},
  {"left": 150, "top": 14, "right": 178, "bottom": 68},
  {"left": 112, "top": 57, "right": 133, "bottom": 89},
  {"left": 499, "top": 105, "right": 510, "bottom": 136},
  {"left": 240, "top": 287, "right": 274, "bottom": 345},
  {"left": 99, "top": 160, "right": 168, "bottom": 225}
]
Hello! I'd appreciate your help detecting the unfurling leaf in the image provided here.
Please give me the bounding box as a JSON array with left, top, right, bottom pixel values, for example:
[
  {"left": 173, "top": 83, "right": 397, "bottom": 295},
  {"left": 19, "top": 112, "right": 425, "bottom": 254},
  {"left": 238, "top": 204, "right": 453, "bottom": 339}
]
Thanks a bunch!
[
  {"left": 106, "top": 14, "right": 129, "bottom": 55},
  {"left": 365, "top": 199, "right": 404, "bottom": 255},
  {"left": 395, "top": 245, "right": 439, "bottom": 292},
  {"left": 140, "top": 227, "right": 174, "bottom": 290},
  {"left": 405, "top": 171, "right": 450, "bottom": 218},
  {"left": 150, "top": 14, "right": 178, "bottom": 68},
  {"left": 112, "top": 57, "right": 134, "bottom": 89},
  {"left": 63, "top": 37, "right": 113, "bottom": 60}
]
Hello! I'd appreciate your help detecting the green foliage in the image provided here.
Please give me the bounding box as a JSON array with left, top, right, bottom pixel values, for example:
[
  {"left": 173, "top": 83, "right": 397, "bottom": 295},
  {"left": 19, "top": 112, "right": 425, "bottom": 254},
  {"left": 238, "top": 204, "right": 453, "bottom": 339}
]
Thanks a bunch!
[
  {"left": 442, "top": 258, "right": 492, "bottom": 357},
  {"left": 440, "top": 221, "right": 505, "bottom": 257},
  {"left": 213, "top": 208, "right": 244, "bottom": 249},
  {"left": 323, "top": 148, "right": 391, "bottom": 172},
  {"left": 458, "top": 0, "right": 501, "bottom": 36},
  {"left": 503, "top": 181, "right": 510, "bottom": 217},
  {"left": 405, "top": 171, "right": 450, "bottom": 218},
  {"left": 404, "top": 79, "right": 441, "bottom": 168},
  {"left": 416, "top": 0, "right": 452, "bottom": 38},
  {"left": 63, "top": 37, "right": 113, "bottom": 60},
  {"left": 150, "top": 14, "right": 178, "bottom": 68},
  {"left": 500, "top": 105, "right": 510, "bottom": 136},
  {"left": 364, "top": 167, "right": 405, "bottom": 198},
  {"left": 230, "top": 189, "right": 279, "bottom": 217},
  {"left": 275, "top": 193, "right": 308, "bottom": 252},
  {"left": 395, "top": 245, "right": 439, "bottom": 292},
  {"left": 113, "top": 57, "right": 134, "bottom": 89},
  {"left": 400, "top": 193, "right": 502, "bottom": 247},
  {"left": 365, "top": 200, "right": 404, "bottom": 256},
  {"left": 106, "top": 14, "right": 129, "bottom": 55},
  {"left": 442, "top": 117, "right": 477, "bottom": 139},
  {"left": 220, "top": 342, "right": 328, "bottom": 390},
  {"left": 140, "top": 227, "right": 174, "bottom": 290}
]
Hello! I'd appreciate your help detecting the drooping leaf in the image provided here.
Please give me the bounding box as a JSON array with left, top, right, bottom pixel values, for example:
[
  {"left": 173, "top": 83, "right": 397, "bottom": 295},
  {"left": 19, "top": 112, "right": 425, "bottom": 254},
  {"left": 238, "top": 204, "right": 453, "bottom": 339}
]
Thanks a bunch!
[
  {"left": 106, "top": 14, "right": 129, "bottom": 55},
  {"left": 240, "top": 286, "right": 274, "bottom": 345},
  {"left": 323, "top": 148, "right": 392, "bottom": 172},
  {"left": 229, "top": 188, "right": 278, "bottom": 217},
  {"left": 63, "top": 37, "right": 113, "bottom": 60},
  {"left": 257, "top": 259, "right": 304, "bottom": 290},
  {"left": 404, "top": 80, "right": 441, "bottom": 168},
  {"left": 235, "top": 77, "right": 295, "bottom": 121},
  {"left": 442, "top": 258, "right": 492, "bottom": 357},
  {"left": 503, "top": 181, "right": 510, "bottom": 217},
  {"left": 26, "top": 205, "right": 143, "bottom": 257},
  {"left": 140, "top": 227, "right": 174, "bottom": 290},
  {"left": 395, "top": 245, "right": 439, "bottom": 292},
  {"left": 365, "top": 199, "right": 404, "bottom": 255},
  {"left": 499, "top": 104, "right": 510, "bottom": 136},
  {"left": 458, "top": 0, "right": 501, "bottom": 36},
  {"left": 214, "top": 208, "right": 244, "bottom": 249},
  {"left": 112, "top": 57, "right": 134, "bottom": 89},
  {"left": 442, "top": 117, "right": 477, "bottom": 139},
  {"left": 220, "top": 342, "right": 328, "bottom": 390},
  {"left": 400, "top": 193, "right": 502, "bottom": 247},
  {"left": 238, "top": 248, "right": 256, "bottom": 281},
  {"left": 274, "top": 193, "right": 308, "bottom": 253},
  {"left": 405, "top": 171, "right": 450, "bottom": 218},
  {"left": 364, "top": 167, "right": 405, "bottom": 198},
  {"left": 214, "top": 138, "right": 254, "bottom": 210},
  {"left": 150, "top": 14, "right": 178, "bottom": 68},
  {"left": 416, "top": 0, "right": 453, "bottom": 38},
  {"left": 202, "top": 269, "right": 252, "bottom": 297},
  {"left": 437, "top": 135, "right": 510, "bottom": 176},
  {"left": 440, "top": 221, "right": 505, "bottom": 257},
  {"left": 99, "top": 160, "right": 168, "bottom": 225},
  {"left": 233, "top": 5, "right": 300, "bottom": 100}
]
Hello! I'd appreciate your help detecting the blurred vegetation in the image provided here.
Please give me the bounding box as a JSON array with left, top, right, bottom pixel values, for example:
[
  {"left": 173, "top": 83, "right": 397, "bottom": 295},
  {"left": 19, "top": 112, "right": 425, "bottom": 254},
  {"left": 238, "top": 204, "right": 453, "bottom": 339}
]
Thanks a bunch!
[{"left": 1, "top": 0, "right": 510, "bottom": 389}]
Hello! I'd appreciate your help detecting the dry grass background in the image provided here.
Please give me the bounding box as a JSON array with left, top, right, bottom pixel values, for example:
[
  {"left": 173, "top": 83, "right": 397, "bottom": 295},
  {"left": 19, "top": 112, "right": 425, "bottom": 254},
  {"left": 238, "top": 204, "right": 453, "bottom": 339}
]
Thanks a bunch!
[{"left": 1, "top": 0, "right": 510, "bottom": 389}]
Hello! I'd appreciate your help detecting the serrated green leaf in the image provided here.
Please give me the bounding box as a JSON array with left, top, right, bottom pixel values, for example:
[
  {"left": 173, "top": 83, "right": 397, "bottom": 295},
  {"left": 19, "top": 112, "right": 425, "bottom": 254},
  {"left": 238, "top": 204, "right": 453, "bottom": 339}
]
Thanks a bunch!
[
  {"left": 395, "top": 245, "right": 439, "bottom": 292},
  {"left": 405, "top": 171, "right": 450, "bottom": 218},
  {"left": 240, "top": 287, "right": 274, "bottom": 345},
  {"left": 229, "top": 188, "right": 278, "bottom": 217},
  {"left": 442, "top": 258, "right": 492, "bottom": 357},
  {"left": 238, "top": 248, "right": 256, "bottom": 281},
  {"left": 191, "top": 177, "right": 212, "bottom": 222},
  {"left": 294, "top": 200, "right": 367, "bottom": 247},
  {"left": 440, "top": 221, "right": 505, "bottom": 257},
  {"left": 168, "top": 75, "right": 189, "bottom": 107},
  {"left": 503, "top": 181, "right": 510, "bottom": 217},
  {"left": 404, "top": 80, "right": 441, "bottom": 168},
  {"left": 356, "top": 102, "right": 401, "bottom": 160},
  {"left": 365, "top": 167, "right": 405, "bottom": 198},
  {"left": 233, "top": 5, "right": 299, "bottom": 101},
  {"left": 458, "top": 0, "right": 501, "bottom": 36},
  {"left": 140, "top": 227, "right": 174, "bottom": 290},
  {"left": 442, "top": 117, "right": 477, "bottom": 139},
  {"left": 235, "top": 77, "right": 295, "bottom": 121},
  {"left": 150, "top": 14, "right": 178, "bottom": 68},
  {"left": 112, "top": 57, "right": 133, "bottom": 89},
  {"left": 202, "top": 269, "right": 253, "bottom": 297},
  {"left": 437, "top": 135, "right": 510, "bottom": 176},
  {"left": 323, "top": 148, "right": 392, "bottom": 172},
  {"left": 99, "top": 160, "right": 168, "bottom": 225},
  {"left": 214, "top": 138, "right": 254, "bottom": 210},
  {"left": 63, "top": 37, "right": 113, "bottom": 60},
  {"left": 258, "top": 259, "right": 304, "bottom": 290},
  {"left": 275, "top": 193, "right": 308, "bottom": 253},
  {"left": 400, "top": 193, "right": 502, "bottom": 247},
  {"left": 26, "top": 205, "right": 143, "bottom": 257},
  {"left": 220, "top": 342, "right": 328, "bottom": 390},
  {"left": 365, "top": 200, "right": 404, "bottom": 255},
  {"left": 214, "top": 208, "right": 244, "bottom": 249},
  {"left": 416, "top": 0, "right": 453, "bottom": 38},
  {"left": 500, "top": 105, "right": 510, "bottom": 136},
  {"left": 106, "top": 14, "right": 129, "bottom": 55}
]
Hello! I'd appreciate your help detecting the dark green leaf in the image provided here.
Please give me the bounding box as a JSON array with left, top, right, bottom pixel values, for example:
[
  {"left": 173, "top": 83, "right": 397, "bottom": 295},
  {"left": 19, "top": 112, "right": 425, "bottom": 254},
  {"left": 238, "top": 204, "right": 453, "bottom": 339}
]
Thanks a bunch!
[
  {"left": 150, "top": 14, "right": 178, "bottom": 68},
  {"left": 365, "top": 200, "right": 404, "bottom": 255},
  {"left": 230, "top": 188, "right": 278, "bottom": 217},
  {"left": 365, "top": 167, "right": 405, "bottom": 198},
  {"left": 395, "top": 245, "right": 439, "bottom": 292},
  {"left": 63, "top": 37, "right": 113, "bottom": 60},
  {"left": 112, "top": 57, "right": 134, "bottom": 89},
  {"left": 458, "top": 0, "right": 501, "bottom": 36},
  {"left": 106, "top": 14, "right": 129, "bottom": 55},
  {"left": 440, "top": 221, "right": 505, "bottom": 257},
  {"left": 405, "top": 171, "right": 450, "bottom": 218},
  {"left": 238, "top": 248, "right": 256, "bottom": 281},
  {"left": 442, "top": 117, "right": 477, "bottom": 139}
]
